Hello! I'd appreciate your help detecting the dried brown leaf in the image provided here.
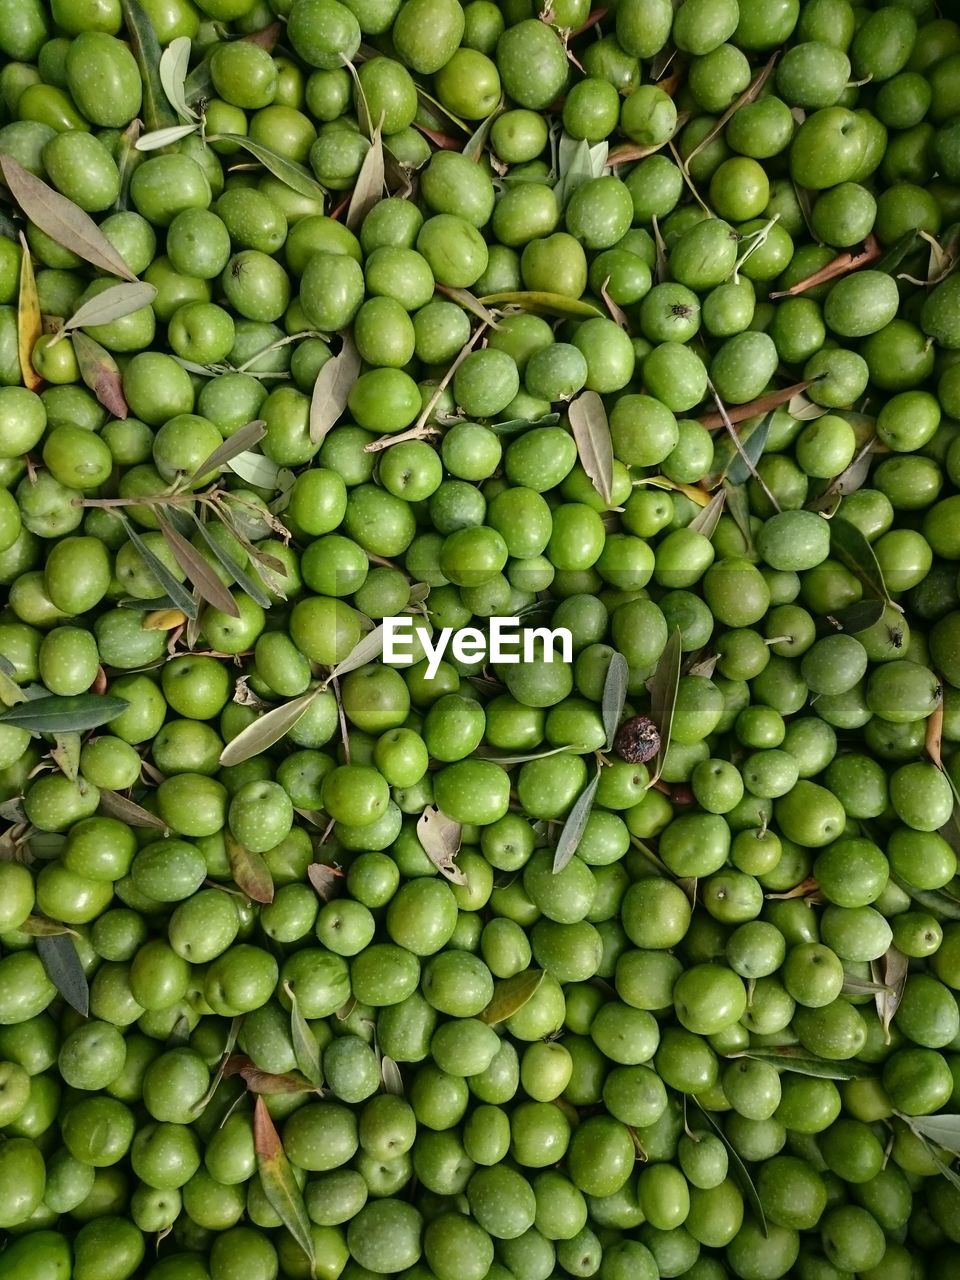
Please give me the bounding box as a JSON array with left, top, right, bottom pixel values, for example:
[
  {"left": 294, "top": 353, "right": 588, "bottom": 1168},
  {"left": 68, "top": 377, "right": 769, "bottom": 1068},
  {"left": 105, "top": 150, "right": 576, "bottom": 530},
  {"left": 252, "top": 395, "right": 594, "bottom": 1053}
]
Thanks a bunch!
[{"left": 17, "top": 234, "right": 41, "bottom": 391}]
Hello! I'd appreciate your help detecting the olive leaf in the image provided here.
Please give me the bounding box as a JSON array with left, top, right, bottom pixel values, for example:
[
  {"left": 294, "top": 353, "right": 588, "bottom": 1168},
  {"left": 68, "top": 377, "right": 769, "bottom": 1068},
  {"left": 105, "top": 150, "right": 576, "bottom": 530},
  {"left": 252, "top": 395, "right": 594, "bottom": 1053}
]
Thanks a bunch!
[
  {"left": 18, "top": 915, "right": 77, "bottom": 937},
  {"left": 134, "top": 123, "right": 202, "bottom": 151},
  {"left": 72, "top": 332, "right": 129, "bottom": 419},
  {"left": 478, "top": 291, "right": 604, "bottom": 320},
  {"left": 98, "top": 790, "right": 170, "bottom": 831},
  {"left": 552, "top": 768, "right": 601, "bottom": 874},
  {"left": 0, "top": 155, "right": 138, "bottom": 282},
  {"left": 192, "top": 418, "right": 268, "bottom": 481},
  {"left": 808, "top": 438, "right": 878, "bottom": 510},
  {"left": 227, "top": 452, "right": 282, "bottom": 489},
  {"left": 253, "top": 1097, "right": 316, "bottom": 1267},
  {"left": 206, "top": 135, "right": 326, "bottom": 203},
  {"left": 116, "top": 513, "right": 198, "bottom": 619},
  {"left": 36, "top": 933, "right": 89, "bottom": 1017},
  {"left": 601, "top": 651, "right": 629, "bottom": 753},
  {"left": 463, "top": 101, "right": 504, "bottom": 164},
  {"left": 58, "top": 282, "right": 158, "bottom": 336},
  {"left": 707, "top": 386, "right": 778, "bottom": 508},
  {"left": 310, "top": 333, "right": 361, "bottom": 444},
  {"left": 721, "top": 479, "right": 754, "bottom": 554},
  {"left": 476, "top": 745, "right": 571, "bottom": 765},
  {"left": 50, "top": 732, "right": 80, "bottom": 781},
  {"left": 435, "top": 285, "right": 503, "bottom": 329},
  {"left": 841, "top": 971, "right": 889, "bottom": 996},
  {"left": 829, "top": 599, "right": 886, "bottom": 635},
  {"left": 17, "top": 233, "right": 41, "bottom": 392},
  {"left": 728, "top": 1047, "right": 868, "bottom": 1079},
  {"left": 321, "top": 626, "right": 385, "bottom": 687},
  {"left": 159, "top": 35, "right": 198, "bottom": 123},
  {"left": 381, "top": 1056, "right": 404, "bottom": 1096},
  {"left": 829, "top": 516, "right": 891, "bottom": 606},
  {"left": 893, "top": 875, "right": 960, "bottom": 921},
  {"left": 114, "top": 119, "right": 142, "bottom": 212},
  {"left": 689, "top": 489, "right": 726, "bottom": 538},
  {"left": 307, "top": 863, "right": 343, "bottom": 902},
  {"left": 480, "top": 970, "right": 546, "bottom": 1025},
  {"left": 902, "top": 1122, "right": 960, "bottom": 1193},
  {"left": 219, "top": 689, "right": 321, "bottom": 767},
  {"left": 648, "top": 628, "right": 683, "bottom": 785},
  {"left": 689, "top": 1098, "right": 767, "bottom": 1238},
  {"left": 651, "top": 214, "right": 668, "bottom": 283},
  {"left": 875, "top": 228, "right": 922, "bottom": 276},
  {"left": 156, "top": 513, "right": 241, "bottom": 618},
  {"left": 554, "top": 133, "right": 608, "bottom": 208},
  {"left": 875, "top": 945, "right": 909, "bottom": 1042},
  {"left": 902, "top": 1114, "right": 960, "bottom": 1157},
  {"left": 193, "top": 1017, "right": 242, "bottom": 1114},
  {"left": 0, "top": 694, "right": 128, "bottom": 733},
  {"left": 489, "top": 412, "right": 561, "bottom": 437},
  {"left": 346, "top": 129, "right": 384, "bottom": 232},
  {"left": 187, "top": 514, "right": 275, "bottom": 610},
  {"left": 787, "top": 391, "right": 829, "bottom": 422},
  {"left": 723, "top": 413, "right": 773, "bottom": 487},
  {"left": 568, "top": 390, "right": 614, "bottom": 505},
  {"left": 121, "top": 0, "right": 177, "bottom": 131},
  {"left": 225, "top": 832, "right": 275, "bottom": 904},
  {"left": 284, "top": 981, "right": 323, "bottom": 1088},
  {"left": 417, "top": 806, "right": 466, "bottom": 884}
]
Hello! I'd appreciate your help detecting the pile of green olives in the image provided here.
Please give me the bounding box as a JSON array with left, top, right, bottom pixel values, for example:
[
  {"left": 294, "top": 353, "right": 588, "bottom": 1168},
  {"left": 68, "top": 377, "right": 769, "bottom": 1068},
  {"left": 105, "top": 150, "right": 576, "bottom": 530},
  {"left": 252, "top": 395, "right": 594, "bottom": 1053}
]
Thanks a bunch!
[{"left": 3, "top": 0, "right": 960, "bottom": 1278}]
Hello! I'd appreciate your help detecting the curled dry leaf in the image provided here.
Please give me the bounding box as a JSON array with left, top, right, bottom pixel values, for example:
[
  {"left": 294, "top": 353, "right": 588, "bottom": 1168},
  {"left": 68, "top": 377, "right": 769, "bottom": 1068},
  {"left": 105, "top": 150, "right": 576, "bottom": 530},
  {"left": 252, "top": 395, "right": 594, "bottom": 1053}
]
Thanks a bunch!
[
  {"left": 417, "top": 806, "right": 466, "bottom": 884},
  {"left": 17, "top": 234, "right": 41, "bottom": 392},
  {"left": 0, "top": 155, "right": 137, "bottom": 281},
  {"left": 310, "top": 334, "right": 361, "bottom": 444},
  {"left": 568, "top": 390, "right": 614, "bottom": 505},
  {"left": 225, "top": 832, "right": 275, "bottom": 904},
  {"left": 768, "top": 234, "right": 882, "bottom": 299},
  {"left": 98, "top": 790, "right": 170, "bottom": 832},
  {"left": 381, "top": 1056, "right": 404, "bottom": 1096},
  {"left": 875, "top": 946, "right": 909, "bottom": 1042},
  {"left": 307, "top": 862, "right": 344, "bottom": 901},
  {"left": 72, "top": 332, "right": 129, "bottom": 419},
  {"left": 927, "top": 699, "right": 945, "bottom": 770}
]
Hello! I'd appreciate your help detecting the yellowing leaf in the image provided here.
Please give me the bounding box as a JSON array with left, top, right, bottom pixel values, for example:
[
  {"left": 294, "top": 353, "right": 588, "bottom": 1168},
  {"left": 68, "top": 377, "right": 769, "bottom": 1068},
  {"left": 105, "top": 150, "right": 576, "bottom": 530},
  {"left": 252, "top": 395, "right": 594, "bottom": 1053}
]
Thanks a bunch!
[{"left": 16, "top": 234, "right": 41, "bottom": 391}]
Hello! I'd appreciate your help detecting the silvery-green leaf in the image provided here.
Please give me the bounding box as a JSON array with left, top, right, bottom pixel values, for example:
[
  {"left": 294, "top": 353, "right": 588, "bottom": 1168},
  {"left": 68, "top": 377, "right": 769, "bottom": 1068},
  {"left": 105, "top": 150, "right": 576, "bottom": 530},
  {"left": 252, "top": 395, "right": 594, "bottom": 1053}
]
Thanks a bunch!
[
  {"left": 569, "top": 391, "right": 614, "bottom": 506},
  {"left": 601, "top": 652, "right": 629, "bottom": 752},
  {"left": 135, "top": 123, "right": 201, "bottom": 151},
  {"left": 322, "top": 626, "right": 384, "bottom": 686},
  {"left": 219, "top": 690, "right": 321, "bottom": 767},
  {"left": 60, "top": 282, "right": 157, "bottom": 333},
  {"left": 553, "top": 769, "right": 600, "bottom": 873},
  {"left": 159, "top": 35, "right": 197, "bottom": 122}
]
